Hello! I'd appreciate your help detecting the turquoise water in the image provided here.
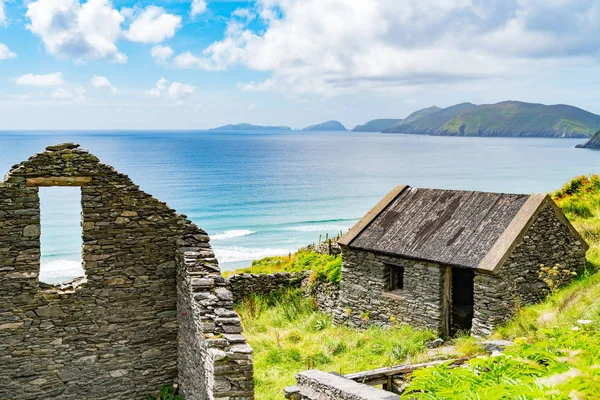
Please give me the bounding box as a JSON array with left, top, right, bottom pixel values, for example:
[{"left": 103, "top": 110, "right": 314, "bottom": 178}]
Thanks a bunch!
[{"left": 0, "top": 131, "right": 598, "bottom": 282}]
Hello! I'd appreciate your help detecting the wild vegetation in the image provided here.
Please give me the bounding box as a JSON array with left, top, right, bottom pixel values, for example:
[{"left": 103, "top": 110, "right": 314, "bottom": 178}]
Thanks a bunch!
[
  {"left": 236, "top": 289, "right": 435, "bottom": 399},
  {"left": 147, "top": 384, "right": 182, "bottom": 400},
  {"left": 223, "top": 249, "right": 342, "bottom": 284}
]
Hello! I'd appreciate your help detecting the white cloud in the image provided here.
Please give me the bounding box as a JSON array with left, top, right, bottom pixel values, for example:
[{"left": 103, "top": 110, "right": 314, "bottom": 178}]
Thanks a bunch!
[
  {"left": 16, "top": 72, "right": 64, "bottom": 87},
  {"left": 0, "top": 0, "right": 6, "bottom": 26},
  {"left": 191, "top": 0, "right": 207, "bottom": 17},
  {"left": 124, "top": 6, "right": 181, "bottom": 44},
  {"left": 0, "top": 43, "right": 16, "bottom": 60},
  {"left": 25, "top": 0, "right": 182, "bottom": 62},
  {"left": 174, "top": 51, "right": 207, "bottom": 69},
  {"left": 52, "top": 87, "right": 86, "bottom": 101},
  {"left": 90, "top": 75, "right": 117, "bottom": 94},
  {"left": 151, "top": 44, "right": 174, "bottom": 63},
  {"left": 156, "top": 77, "right": 168, "bottom": 91},
  {"left": 146, "top": 78, "right": 196, "bottom": 102},
  {"left": 167, "top": 82, "right": 196, "bottom": 101},
  {"left": 26, "top": 0, "right": 126, "bottom": 63},
  {"left": 175, "top": 0, "right": 600, "bottom": 95}
]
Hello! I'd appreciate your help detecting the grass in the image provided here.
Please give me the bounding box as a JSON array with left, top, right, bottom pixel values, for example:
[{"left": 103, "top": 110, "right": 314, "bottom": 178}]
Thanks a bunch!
[
  {"left": 223, "top": 249, "right": 342, "bottom": 284},
  {"left": 237, "top": 289, "right": 435, "bottom": 399}
]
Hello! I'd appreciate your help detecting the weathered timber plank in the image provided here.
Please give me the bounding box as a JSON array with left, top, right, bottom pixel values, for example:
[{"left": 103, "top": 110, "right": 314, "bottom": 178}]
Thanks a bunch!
[
  {"left": 26, "top": 176, "right": 92, "bottom": 187},
  {"left": 344, "top": 357, "right": 471, "bottom": 382}
]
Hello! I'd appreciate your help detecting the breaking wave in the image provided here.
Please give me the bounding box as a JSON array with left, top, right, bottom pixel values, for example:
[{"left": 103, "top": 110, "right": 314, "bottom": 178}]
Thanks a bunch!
[
  {"left": 213, "top": 246, "right": 292, "bottom": 263},
  {"left": 211, "top": 229, "right": 256, "bottom": 240},
  {"left": 39, "top": 259, "right": 85, "bottom": 284}
]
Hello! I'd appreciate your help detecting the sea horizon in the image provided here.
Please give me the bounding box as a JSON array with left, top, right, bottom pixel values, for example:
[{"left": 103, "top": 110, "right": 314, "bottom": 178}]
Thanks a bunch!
[{"left": 1, "top": 130, "right": 598, "bottom": 283}]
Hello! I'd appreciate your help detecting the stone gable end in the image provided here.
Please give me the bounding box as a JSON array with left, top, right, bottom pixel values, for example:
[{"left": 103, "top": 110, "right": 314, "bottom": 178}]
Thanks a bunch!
[{"left": 0, "top": 143, "right": 254, "bottom": 400}]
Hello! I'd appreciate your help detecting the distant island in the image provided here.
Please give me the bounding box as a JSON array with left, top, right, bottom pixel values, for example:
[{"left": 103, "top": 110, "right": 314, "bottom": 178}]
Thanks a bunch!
[
  {"left": 210, "top": 123, "right": 292, "bottom": 131},
  {"left": 302, "top": 120, "right": 347, "bottom": 131},
  {"left": 353, "top": 101, "right": 600, "bottom": 138},
  {"left": 576, "top": 130, "right": 600, "bottom": 149}
]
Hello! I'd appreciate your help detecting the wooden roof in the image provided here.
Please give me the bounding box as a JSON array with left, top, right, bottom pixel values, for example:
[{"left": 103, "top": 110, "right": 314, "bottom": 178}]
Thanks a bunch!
[{"left": 339, "top": 186, "right": 587, "bottom": 273}]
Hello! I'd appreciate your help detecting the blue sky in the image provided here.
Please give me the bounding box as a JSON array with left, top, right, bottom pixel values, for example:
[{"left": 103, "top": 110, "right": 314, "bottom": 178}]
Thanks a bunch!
[{"left": 1, "top": 0, "right": 600, "bottom": 130}]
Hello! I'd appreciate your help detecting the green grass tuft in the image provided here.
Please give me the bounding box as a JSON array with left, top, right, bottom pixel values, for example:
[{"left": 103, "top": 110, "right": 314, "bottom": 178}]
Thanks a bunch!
[{"left": 223, "top": 249, "right": 342, "bottom": 284}]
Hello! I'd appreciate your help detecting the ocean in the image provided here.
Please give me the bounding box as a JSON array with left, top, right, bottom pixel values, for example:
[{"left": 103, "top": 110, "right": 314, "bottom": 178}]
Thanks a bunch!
[{"left": 0, "top": 130, "right": 598, "bottom": 283}]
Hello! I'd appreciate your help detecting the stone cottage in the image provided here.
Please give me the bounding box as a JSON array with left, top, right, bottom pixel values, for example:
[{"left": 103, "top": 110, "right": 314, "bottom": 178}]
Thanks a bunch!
[
  {"left": 0, "top": 144, "right": 253, "bottom": 400},
  {"left": 337, "top": 185, "right": 588, "bottom": 337}
]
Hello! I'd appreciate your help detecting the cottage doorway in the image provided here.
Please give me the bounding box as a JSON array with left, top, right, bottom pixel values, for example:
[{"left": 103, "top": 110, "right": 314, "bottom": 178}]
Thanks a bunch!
[{"left": 450, "top": 268, "right": 474, "bottom": 335}]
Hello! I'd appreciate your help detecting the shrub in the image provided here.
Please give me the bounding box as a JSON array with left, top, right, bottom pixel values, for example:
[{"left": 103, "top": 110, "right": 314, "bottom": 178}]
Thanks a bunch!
[
  {"left": 225, "top": 249, "right": 342, "bottom": 284},
  {"left": 147, "top": 385, "right": 182, "bottom": 400}
]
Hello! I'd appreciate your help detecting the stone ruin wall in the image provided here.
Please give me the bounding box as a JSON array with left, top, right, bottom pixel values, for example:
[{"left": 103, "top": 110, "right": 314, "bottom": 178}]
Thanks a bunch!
[
  {"left": 0, "top": 143, "right": 253, "bottom": 399},
  {"left": 227, "top": 272, "right": 309, "bottom": 303},
  {"left": 226, "top": 271, "right": 341, "bottom": 318},
  {"left": 335, "top": 249, "right": 446, "bottom": 332},
  {"left": 472, "top": 204, "right": 588, "bottom": 336}
]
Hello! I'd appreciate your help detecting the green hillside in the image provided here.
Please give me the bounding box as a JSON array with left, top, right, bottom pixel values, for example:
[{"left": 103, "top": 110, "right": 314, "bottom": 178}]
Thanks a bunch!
[
  {"left": 352, "top": 119, "right": 402, "bottom": 132},
  {"left": 352, "top": 107, "right": 442, "bottom": 132},
  {"left": 383, "top": 102, "right": 476, "bottom": 134},
  {"left": 402, "top": 105, "right": 442, "bottom": 123},
  {"left": 382, "top": 101, "right": 600, "bottom": 138}
]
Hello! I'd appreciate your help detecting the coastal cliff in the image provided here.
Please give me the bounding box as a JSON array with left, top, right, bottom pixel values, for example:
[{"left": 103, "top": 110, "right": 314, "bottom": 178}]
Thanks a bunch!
[{"left": 576, "top": 130, "right": 600, "bottom": 148}]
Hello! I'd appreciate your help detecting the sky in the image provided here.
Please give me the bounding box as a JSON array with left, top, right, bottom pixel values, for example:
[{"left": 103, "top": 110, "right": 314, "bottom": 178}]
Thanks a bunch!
[{"left": 1, "top": 0, "right": 600, "bottom": 130}]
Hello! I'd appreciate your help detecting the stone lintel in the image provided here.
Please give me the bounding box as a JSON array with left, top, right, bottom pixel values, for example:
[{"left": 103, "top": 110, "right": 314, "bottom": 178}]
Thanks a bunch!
[{"left": 26, "top": 176, "right": 92, "bottom": 187}]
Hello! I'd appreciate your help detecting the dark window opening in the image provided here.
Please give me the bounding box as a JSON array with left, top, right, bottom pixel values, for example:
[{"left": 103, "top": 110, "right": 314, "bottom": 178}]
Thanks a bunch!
[
  {"left": 39, "top": 187, "right": 85, "bottom": 285},
  {"left": 450, "top": 268, "right": 474, "bottom": 336},
  {"left": 387, "top": 264, "right": 404, "bottom": 291}
]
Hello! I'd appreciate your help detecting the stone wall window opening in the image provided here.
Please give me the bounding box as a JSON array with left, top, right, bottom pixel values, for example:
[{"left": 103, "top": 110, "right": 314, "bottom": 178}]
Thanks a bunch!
[
  {"left": 386, "top": 263, "right": 405, "bottom": 292},
  {"left": 39, "top": 187, "right": 86, "bottom": 285}
]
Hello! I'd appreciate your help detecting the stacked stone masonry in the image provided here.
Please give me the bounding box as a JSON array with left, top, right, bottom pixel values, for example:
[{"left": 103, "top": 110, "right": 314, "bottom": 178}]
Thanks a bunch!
[
  {"left": 0, "top": 143, "right": 253, "bottom": 399},
  {"left": 336, "top": 203, "right": 587, "bottom": 337},
  {"left": 472, "top": 205, "right": 587, "bottom": 335},
  {"left": 227, "top": 272, "right": 308, "bottom": 303}
]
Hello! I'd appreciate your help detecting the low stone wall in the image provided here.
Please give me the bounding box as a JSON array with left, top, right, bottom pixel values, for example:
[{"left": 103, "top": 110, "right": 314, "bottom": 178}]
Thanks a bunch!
[
  {"left": 284, "top": 370, "right": 399, "bottom": 400},
  {"left": 303, "top": 241, "right": 342, "bottom": 256},
  {"left": 227, "top": 272, "right": 309, "bottom": 302},
  {"left": 304, "top": 279, "right": 340, "bottom": 314}
]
